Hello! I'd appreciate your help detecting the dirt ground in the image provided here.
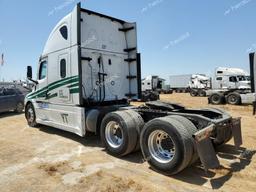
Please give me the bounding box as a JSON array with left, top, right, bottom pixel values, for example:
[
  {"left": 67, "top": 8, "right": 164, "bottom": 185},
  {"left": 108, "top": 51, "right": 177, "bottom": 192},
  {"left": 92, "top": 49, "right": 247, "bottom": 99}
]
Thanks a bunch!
[{"left": 0, "top": 93, "right": 256, "bottom": 192}]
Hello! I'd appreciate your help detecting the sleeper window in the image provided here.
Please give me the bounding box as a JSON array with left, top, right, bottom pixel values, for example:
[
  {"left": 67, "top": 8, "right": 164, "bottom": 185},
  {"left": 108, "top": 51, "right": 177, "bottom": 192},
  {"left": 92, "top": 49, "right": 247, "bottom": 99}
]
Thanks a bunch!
[
  {"left": 60, "top": 59, "right": 66, "bottom": 78},
  {"left": 59, "top": 25, "right": 68, "bottom": 40}
]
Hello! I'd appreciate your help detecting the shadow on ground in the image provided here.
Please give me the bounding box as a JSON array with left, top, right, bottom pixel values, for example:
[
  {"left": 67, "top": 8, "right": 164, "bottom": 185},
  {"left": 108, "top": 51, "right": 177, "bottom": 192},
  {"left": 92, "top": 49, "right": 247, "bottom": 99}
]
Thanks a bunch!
[
  {"left": 173, "top": 144, "right": 255, "bottom": 189},
  {"left": 35, "top": 125, "right": 256, "bottom": 189}
]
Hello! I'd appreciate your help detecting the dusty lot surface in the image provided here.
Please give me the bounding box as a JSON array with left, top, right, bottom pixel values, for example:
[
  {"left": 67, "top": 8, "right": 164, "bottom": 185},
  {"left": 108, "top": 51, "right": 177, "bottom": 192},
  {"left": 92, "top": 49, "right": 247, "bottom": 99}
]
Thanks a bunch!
[{"left": 0, "top": 93, "right": 256, "bottom": 192}]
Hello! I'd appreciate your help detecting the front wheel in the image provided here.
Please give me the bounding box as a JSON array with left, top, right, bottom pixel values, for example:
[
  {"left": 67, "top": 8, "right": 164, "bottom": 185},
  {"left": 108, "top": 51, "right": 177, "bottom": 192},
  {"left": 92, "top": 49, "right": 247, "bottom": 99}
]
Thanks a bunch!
[{"left": 25, "top": 103, "right": 37, "bottom": 127}]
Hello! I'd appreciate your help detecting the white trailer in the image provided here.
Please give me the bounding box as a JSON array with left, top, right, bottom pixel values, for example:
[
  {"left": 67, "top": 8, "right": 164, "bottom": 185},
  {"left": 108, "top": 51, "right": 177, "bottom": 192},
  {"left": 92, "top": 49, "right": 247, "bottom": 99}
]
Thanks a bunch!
[
  {"left": 25, "top": 3, "right": 242, "bottom": 175},
  {"left": 169, "top": 74, "right": 211, "bottom": 96},
  {"left": 169, "top": 74, "right": 192, "bottom": 92}
]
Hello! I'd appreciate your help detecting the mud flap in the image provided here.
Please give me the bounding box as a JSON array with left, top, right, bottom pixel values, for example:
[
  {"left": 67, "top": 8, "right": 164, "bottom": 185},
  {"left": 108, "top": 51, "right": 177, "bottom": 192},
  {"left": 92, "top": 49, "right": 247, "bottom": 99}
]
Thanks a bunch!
[
  {"left": 232, "top": 117, "right": 242, "bottom": 148},
  {"left": 193, "top": 124, "right": 220, "bottom": 171}
]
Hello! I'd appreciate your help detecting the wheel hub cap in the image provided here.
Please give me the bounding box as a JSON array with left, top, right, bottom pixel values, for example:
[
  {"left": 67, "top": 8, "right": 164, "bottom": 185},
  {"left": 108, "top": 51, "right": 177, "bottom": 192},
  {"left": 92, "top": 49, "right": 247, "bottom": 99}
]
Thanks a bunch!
[
  {"left": 148, "top": 130, "right": 175, "bottom": 164},
  {"left": 105, "top": 121, "right": 123, "bottom": 148}
]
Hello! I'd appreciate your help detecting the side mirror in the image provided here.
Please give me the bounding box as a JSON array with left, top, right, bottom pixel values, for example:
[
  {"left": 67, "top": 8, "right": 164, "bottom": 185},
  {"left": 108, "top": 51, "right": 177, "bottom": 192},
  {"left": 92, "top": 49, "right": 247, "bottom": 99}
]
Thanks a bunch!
[
  {"left": 27, "top": 66, "right": 32, "bottom": 79},
  {"left": 27, "top": 66, "right": 38, "bottom": 84}
]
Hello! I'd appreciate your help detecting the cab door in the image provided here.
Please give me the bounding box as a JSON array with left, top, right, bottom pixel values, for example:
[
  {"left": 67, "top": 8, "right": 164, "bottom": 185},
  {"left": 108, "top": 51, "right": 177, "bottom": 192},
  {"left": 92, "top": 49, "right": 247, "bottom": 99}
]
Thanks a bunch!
[
  {"left": 57, "top": 53, "right": 71, "bottom": 102},
  {"left": 228, "top": 76, "right": 238, "bottom": 89},
  {"left": 34, "top": 58, "right": 49, "bottom": 120}
]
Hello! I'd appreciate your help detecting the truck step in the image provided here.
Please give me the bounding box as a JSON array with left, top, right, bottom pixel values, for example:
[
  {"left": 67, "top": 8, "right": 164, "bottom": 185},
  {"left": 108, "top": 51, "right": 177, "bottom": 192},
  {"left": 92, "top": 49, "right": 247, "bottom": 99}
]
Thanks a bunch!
[
  {"left": 127, "top": 75, "right": 137, "bottom": 79},
  {"left": 119, "top": 26, "right": 134, "bottom": 32},
  {"left": 125, "top": 93, "right": 137, "bottom": 97},
  {"left": 124, "top": 47, "right": 136, "bottom": 52},
  {"left": 124, "top": 58, "right": 137, "bottom": 62}
]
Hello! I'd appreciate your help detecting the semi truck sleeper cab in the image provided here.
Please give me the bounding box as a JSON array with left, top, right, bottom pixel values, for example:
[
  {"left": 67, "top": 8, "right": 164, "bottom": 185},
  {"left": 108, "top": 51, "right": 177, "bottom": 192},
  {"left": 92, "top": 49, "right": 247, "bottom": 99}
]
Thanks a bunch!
[{"left": 25, "top": 3, "right": 242, "bottom": 175}]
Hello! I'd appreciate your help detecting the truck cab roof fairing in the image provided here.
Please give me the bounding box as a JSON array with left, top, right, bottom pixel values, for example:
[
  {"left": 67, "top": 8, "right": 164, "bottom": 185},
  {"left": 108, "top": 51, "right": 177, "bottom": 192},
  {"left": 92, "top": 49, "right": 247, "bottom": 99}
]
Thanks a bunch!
[
  {"left": 42, "top": 14, "right": 71, "bottom": 56},
  {"left": 42, "top": 4, "right": 80, "bottom": 56}
]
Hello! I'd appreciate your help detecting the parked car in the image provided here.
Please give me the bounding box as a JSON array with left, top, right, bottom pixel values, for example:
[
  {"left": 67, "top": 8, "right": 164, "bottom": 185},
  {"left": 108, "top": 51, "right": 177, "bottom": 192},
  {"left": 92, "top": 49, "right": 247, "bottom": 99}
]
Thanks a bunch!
[{"left": 0, "top": 88, "right": 25, "bottom": 113}]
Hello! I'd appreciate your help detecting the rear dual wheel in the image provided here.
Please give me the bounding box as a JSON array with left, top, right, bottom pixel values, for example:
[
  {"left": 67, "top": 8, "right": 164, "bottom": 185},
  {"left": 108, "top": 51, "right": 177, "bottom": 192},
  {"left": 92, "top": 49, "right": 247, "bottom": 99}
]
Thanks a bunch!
[
  {"left": 226, "top": 92, "right": 241, "bottom": 105},
  {"left": 100, "top": 110, "right": 144, "bottom": 157},
  {"left": 190, "top": 90, "right": 198, "bottom": 97},
  {"left": 198, "top": 90, "right": 206, "bottom": 97},
  {"left": 209, "top": 93, "right": 224, "bottom": 105},
  {"left": 140, "top": 116, "right": 197, "bottom": 175}
]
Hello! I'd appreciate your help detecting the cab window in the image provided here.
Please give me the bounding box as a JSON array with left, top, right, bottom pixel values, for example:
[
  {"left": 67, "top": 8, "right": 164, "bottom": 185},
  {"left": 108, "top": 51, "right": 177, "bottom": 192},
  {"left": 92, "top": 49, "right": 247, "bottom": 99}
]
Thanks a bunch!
[
  {"left": 39, "top": 61, "right": 47, "bottom": 80},
  {"left": 60, "top": 59, "right": 66, "bottom": 78}
]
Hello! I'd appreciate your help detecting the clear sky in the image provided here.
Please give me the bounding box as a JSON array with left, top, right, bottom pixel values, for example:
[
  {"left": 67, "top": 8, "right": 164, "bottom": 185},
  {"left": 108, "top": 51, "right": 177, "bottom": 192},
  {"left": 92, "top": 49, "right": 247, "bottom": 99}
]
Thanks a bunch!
[{"left": 0, "top": 0, "right": 255, "bottom": 81}]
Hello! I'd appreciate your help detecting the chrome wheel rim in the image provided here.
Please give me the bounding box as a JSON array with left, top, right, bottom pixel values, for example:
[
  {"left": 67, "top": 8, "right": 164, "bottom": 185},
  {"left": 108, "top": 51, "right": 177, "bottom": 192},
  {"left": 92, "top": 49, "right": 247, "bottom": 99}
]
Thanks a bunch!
[
  {"left": 148, "top": 130, "right": 175, "bottom": 164},
  {"left": 105, "top": 121, "right": 123, "bottom": 148}
]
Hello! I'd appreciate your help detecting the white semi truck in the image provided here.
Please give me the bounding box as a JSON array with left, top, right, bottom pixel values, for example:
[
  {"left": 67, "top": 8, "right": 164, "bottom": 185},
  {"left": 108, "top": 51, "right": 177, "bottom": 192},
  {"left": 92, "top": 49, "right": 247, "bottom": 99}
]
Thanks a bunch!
[
  {"left": 25, "top": 3, "right": 242, "bottom": 175},
  {"left": 142, "top": 75, "right": 173, "bottom": 93},
  {"left": 189, "top": 74, "right": 211, "bottom": 97},
  {"left": 207, "top": 67, "right": 253, "bottom": 105}
]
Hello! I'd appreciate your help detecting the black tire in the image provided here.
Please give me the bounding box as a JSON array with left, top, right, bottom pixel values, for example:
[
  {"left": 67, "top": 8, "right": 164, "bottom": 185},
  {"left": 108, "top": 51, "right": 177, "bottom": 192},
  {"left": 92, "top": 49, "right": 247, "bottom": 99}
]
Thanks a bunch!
[
  {"left": 209, "top": 93, "right": 224, "bottom": 105},
  {"left": 226, "top": 92, "right": 241, "bottom": 105},
  {"left": 190, "top": 90, "right": 198, "bottom": 97},
  {"left": 140, "top": 117, "right": 193, "bottom": 175},
  {"left": 15, "top": 102, "right": 24, "bottom": 113},
  {"left": 198, "top": 90, "right": 206, "bottom": 97},
  {"left": 25, "top": 103, "right": 37, "bottom": 127},
  {"left": 100, "top": 111, "right": 138, "bottom": 157},
  {"left": 122, "top": 110, "right": 145, "bottom": 151},
  {"left": 166, "top": 115, "right": 199, "bottom": 165}
]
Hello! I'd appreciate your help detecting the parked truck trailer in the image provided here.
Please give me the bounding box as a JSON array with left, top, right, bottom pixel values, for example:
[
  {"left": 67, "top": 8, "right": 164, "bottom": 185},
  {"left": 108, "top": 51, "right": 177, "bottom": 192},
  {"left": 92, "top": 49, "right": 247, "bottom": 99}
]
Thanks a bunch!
[
  {"left": 169, "top": 74, "right": 192, "bottom": 93},
  {"left": 25, "top": 3, "right": 242, "bottom": 175}
]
